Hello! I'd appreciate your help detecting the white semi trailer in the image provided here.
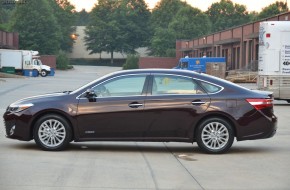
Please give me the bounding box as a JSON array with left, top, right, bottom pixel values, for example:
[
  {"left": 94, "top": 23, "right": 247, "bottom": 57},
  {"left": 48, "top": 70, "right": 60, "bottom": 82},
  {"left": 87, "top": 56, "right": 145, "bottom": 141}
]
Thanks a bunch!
[{"left": 258, "top": 21, "right": 290, "bottom": 103}]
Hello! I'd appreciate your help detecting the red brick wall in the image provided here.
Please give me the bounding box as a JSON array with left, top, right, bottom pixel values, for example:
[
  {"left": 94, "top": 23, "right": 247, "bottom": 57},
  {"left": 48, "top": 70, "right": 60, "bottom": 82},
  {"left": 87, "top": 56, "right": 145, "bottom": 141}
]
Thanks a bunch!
[
  {"left": 176, "top": 40, "right": 183, "bottom": 59},
  {"left": 0, "top": 30, "right": 19, "bottom": 49},
  {"left": 139, "top": 57, "right": 178, "bottom": 69},
  {"left": 40, "top": 55, "right": 56, "bottom": 69},
  {"left": 243, "top": 24, "right": 253, "bottom": 36},
  {"left": 233, "top": 28, "right": 242, "bottom": 38}
]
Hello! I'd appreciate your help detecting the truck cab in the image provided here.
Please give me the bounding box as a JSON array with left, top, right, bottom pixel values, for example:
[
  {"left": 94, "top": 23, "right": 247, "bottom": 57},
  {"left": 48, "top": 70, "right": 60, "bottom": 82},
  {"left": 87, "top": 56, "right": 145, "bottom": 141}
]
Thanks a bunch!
[{"left": 32, "top": 58, "right": 51, "bottom": 77}]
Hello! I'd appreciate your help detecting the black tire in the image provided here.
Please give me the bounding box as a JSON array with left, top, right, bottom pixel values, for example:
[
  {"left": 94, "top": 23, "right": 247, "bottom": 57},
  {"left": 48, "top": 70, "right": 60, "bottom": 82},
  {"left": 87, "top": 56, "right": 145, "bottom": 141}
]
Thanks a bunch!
[
  {"left": 33, "top": 114, "right": 72, "bottom": 151},
  {"left": 40, "top": 69, "right": 47, "bottom": 77},
  {"left": 196, "top": 117, "right": 234, "bottom": 154}
]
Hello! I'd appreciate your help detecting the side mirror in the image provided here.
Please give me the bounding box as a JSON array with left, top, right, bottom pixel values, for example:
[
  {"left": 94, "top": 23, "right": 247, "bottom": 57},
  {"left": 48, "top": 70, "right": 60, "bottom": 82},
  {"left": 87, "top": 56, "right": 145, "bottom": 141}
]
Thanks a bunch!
[{"left": 85, "top": 89, "right": 96, "bottom": 102}]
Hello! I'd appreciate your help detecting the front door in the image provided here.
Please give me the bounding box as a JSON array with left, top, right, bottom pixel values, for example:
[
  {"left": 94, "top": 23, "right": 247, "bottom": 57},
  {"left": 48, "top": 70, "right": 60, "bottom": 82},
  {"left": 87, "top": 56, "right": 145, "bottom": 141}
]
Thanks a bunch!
[{"left": 76, "top": 74, "right": 149, "bottom": 139}]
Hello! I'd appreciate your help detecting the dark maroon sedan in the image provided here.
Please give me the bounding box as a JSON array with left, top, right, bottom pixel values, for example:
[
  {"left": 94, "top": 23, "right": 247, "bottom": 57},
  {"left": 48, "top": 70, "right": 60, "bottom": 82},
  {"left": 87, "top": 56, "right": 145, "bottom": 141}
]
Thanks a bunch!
[{"left": 3, "top": 69, "right": 277, "bottom": 153}]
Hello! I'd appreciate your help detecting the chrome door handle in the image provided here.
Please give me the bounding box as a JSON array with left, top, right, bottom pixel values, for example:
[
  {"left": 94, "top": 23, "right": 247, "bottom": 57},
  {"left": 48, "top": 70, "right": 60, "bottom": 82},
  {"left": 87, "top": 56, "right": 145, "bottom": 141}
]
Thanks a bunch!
[
  {"left": 192, "top": 101, "right": 206, "bottom": 105},
  {"left": 128, "top": 103, "right": 143, "bottom": 108}
]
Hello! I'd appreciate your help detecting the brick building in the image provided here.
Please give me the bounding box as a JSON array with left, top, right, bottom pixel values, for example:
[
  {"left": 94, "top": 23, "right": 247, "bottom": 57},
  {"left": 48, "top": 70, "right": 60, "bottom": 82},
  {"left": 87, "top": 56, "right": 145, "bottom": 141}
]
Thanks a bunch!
[
  {"left": 140, "top": 12, "right": 290, "bottom": 70},
  {"left": 0, "top": 30, "right": 18, "bottom": 49}
]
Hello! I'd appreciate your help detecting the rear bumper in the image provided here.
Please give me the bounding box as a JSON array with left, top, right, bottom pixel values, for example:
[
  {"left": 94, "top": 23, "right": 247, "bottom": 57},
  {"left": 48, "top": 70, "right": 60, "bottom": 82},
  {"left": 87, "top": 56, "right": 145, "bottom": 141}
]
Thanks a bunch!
[{"left": 236, "top": 112, "right": 277, "bottom": 141}]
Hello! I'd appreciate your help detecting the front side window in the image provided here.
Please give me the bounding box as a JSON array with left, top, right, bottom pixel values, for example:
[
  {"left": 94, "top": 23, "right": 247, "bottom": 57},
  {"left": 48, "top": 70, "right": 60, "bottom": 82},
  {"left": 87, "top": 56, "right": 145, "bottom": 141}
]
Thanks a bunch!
[
  {"left": 152, "top": 75, "right": 205, "bottom": 95},
  {"left": 92, "top": 75, "right": 147, "bottom": 97}
]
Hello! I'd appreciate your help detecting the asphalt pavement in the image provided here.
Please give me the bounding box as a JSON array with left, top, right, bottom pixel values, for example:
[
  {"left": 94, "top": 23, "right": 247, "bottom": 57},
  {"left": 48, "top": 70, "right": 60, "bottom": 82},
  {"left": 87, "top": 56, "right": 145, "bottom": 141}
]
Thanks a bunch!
[{"left": 0, "top": 66, "right": 289, "bottom": 190}]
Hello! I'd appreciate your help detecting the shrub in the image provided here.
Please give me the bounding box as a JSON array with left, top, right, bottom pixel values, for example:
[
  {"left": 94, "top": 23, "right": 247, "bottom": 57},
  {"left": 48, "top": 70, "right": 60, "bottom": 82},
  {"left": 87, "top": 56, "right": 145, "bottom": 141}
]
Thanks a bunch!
[
  {"left": 56, "top": 51, "right": 72, "bottom": 70},
  {"left": 123, "top": 54, "right": 139, "bottom": 70}
]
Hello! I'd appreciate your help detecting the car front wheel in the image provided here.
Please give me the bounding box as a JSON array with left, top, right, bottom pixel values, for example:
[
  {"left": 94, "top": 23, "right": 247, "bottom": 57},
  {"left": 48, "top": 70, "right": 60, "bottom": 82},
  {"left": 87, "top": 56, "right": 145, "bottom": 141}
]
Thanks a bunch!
[
  {"left": 196, "top": 117, "right": 234, "bottom": 154},
  {"left": 33, "top": 114, "right": 72, "bottom": 151}
]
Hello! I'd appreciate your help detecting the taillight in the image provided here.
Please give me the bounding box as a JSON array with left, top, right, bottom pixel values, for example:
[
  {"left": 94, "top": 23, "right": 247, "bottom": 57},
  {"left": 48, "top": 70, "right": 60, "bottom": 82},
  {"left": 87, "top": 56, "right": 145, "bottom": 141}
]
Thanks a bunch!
[{"left": 246, "top": 98, "right": 273, "bottom": 110}]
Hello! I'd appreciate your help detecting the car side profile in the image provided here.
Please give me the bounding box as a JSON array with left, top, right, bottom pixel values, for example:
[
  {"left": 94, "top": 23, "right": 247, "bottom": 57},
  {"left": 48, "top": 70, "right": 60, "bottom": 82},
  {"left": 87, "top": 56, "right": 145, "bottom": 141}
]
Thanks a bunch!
[{"left": 3, "top": 69, "right": 277, "bottom": 153}]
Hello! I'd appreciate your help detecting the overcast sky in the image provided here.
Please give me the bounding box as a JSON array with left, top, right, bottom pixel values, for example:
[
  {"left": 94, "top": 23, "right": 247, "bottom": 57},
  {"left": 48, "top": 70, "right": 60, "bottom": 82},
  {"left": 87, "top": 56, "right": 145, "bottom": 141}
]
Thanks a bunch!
[{"left": 68, "top": 0, "right": 287, "bottom": 12}]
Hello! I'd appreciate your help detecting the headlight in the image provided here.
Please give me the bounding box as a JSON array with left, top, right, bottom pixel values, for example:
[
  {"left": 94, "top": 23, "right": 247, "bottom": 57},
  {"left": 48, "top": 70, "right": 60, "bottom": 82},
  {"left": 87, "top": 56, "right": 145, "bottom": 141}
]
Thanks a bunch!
[{"left": 7, "top": 103, "right": 34, "bottom": 113}]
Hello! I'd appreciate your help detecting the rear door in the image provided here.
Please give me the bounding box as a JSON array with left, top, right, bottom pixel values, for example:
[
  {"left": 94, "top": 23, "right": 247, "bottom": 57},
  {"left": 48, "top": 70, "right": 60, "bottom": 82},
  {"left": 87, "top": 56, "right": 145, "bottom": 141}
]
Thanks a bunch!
[{"left": 144, "top": 74, "right": 210, "bottom": 140}]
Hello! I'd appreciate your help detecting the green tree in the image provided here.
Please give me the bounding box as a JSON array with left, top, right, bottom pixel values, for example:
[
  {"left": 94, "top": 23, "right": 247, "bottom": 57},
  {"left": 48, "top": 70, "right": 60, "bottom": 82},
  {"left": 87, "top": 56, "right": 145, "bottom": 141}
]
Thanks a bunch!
[
  {"left": 169, "top": 6, "right": 211, "bottom": 39},
  {"left": 248, "top": 11, "right": 259, "bottom": 22},
  {"left": 257, "top": 1, "right": 288, "bottom": 20},
  {"left": 85, "top": 0, "right": 123, "bottom": 64},
  {"left": 150, "top": 27, "right": 176, "bottom": 57},
  {"left": 151, "top": 0, "right": 187, "bottom": 29},
  {"left": 75, "top": 9, "right": 90, "bottom": 26},
  {"left": 206, "top": 0, "right": 251, "bottom": 32},
  {"left": 0, "top": 3, "right": 14, "bottom": 31},
  {"left": 11, "top": 0, "right": 61, "bottom": 54},
  {"left": 48, "top": 0, "right": 76, "bottom": 52},
  {"left": 149, "top": 0, "right": 188, "bottom": 56},
  {"left": 85, "top": 0, "right": 150, "bottom": 64}
]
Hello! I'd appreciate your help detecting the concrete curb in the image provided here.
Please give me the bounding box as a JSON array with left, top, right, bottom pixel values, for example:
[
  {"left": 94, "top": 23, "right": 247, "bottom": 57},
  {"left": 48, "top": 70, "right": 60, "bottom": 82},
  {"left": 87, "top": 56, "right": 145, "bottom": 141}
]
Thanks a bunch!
[{"left": 0, "top": 72, "right": 26, "bottom": 79}]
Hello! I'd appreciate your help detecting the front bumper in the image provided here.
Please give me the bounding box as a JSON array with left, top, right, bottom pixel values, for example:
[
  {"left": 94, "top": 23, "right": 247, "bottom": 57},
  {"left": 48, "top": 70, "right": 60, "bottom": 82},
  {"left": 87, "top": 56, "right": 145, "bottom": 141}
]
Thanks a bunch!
[{"left": 3, "top": 111, "right": 33, "bottom": 141}]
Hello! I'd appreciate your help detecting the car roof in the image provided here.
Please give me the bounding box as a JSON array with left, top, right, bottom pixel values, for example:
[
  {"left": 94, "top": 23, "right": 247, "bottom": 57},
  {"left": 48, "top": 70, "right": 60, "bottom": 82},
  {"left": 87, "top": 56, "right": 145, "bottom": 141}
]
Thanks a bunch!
[
  {"left": 73, "top": 68, "right": 255, "bottom": 95},
  {"left": 110, "top": 68, "right": 200, "bottom": 77},
  {"left": 115, "top": 69, "right": 254, "bottom": 93},
  {"left": 111, "top": 69, "right": 223, "bottom": 83}
]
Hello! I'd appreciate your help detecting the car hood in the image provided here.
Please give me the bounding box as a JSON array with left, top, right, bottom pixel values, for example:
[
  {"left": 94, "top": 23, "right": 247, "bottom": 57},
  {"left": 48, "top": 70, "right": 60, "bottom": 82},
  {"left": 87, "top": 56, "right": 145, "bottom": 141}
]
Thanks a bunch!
[{"left": 9, "top": 92, "right": 69, "bottom": 106}]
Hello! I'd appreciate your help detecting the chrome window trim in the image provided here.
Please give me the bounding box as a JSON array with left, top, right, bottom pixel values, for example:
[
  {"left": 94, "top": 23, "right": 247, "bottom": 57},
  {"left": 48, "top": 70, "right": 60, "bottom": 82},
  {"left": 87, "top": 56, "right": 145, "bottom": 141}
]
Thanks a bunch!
[
  {"left": 76, "top": 73, "right": 149, "bottom": 99},
  {"left": 76, "top": 72, "right": 224, "bottom": 100}
]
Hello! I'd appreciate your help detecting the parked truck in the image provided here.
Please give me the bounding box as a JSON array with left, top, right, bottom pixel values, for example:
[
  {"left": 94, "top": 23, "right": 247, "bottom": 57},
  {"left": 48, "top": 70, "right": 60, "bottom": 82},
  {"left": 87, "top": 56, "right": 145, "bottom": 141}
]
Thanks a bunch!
[
  {"left": 0, "top": 49, "right": 51, "bottom": 77},
  {"left": 257, "top": 21, "right": 290, "bottom": 103},
  {"left": 175, "top": 57, "right": 226, "bottom": 78}
]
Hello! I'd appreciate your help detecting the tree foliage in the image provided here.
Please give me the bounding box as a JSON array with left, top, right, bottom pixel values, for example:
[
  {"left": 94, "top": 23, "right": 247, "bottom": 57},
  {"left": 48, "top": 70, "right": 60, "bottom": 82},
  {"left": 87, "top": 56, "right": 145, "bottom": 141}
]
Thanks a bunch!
[
  {"left": 150, "top": 27, "right": 176, "bottom": 57},
  {"left": 149, "top": 0, "right": 190, "bottom": 57},
  {"left": 257, "top": 1, "right": 288, "bottom": 20},
  {"left": 169, "top": 6, "right": 211, "bottom": 39},
  {"left": 7, "top": 0, "right": 76, "bottom": 57},
  {"left": 207, "top": 0, "right": 251, "bottom": 32},
  {"left": 11, "top": 0, "right": 61, "bottom": 54},
  {"left": 151, "top": 0, "right": 187, "bottom": 29},
  {"left": 85, "top": 0, "right": 151, "bottom": 64},
  {"left": 0, "top": 3, "right": 14, "bottom": 31},
  {"left": 75, "top": 9, "right": 90, "bottom": 26},
  {"left": 48, "top": 0, "right": 77, "bottom": 52}
]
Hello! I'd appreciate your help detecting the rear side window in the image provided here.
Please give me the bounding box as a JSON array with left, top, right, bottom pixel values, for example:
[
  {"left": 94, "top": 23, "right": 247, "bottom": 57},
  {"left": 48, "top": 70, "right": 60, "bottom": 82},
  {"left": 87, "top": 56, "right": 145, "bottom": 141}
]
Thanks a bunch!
[
  {"left": 152, "top": 75, "right": 205, "bottom": 95},
  {"left": 199, "top": 81, "right": 222, "bottom": 93}
]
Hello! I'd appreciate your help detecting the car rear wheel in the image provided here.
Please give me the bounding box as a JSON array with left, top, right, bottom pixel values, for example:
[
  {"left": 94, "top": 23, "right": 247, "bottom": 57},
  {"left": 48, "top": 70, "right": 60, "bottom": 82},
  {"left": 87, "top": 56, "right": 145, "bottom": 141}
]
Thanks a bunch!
[
  {"left": 196, "top": 117, "right": 234, "bottom": 154},
  {"left": 33, "top": 114, "right": 72, "bottom": 151}
]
